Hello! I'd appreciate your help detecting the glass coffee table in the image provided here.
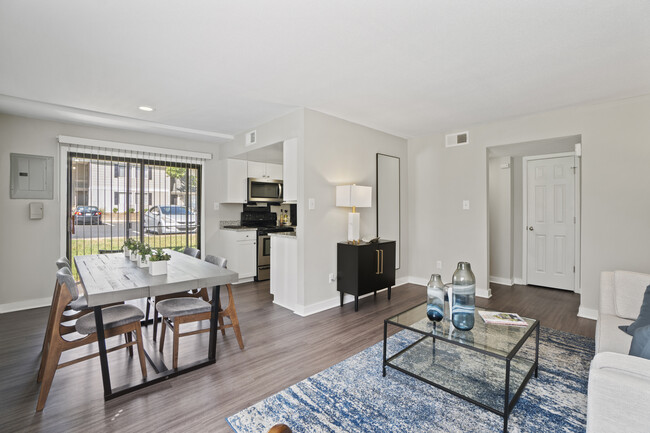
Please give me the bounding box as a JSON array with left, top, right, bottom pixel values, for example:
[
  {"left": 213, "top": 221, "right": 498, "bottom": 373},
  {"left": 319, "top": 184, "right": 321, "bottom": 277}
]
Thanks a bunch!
[{"left": 383, "top": 303, "right": 540, "bottom": 433}]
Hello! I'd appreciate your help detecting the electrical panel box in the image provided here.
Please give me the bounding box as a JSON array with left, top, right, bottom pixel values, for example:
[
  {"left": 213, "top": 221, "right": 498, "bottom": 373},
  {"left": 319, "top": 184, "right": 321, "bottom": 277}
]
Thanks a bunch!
[{"left": 10, "top": 153, "right": 54, "bottom": 199}]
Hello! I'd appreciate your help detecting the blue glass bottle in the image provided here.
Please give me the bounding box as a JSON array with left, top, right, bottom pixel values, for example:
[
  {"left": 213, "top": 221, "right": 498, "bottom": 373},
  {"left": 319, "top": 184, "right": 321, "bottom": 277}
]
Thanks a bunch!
[
  {"left": 426, "top": 274, "right": 445, "bottom": 322},
  {"left": 451, "top": 262, "right": 476, "bottom": 330}
]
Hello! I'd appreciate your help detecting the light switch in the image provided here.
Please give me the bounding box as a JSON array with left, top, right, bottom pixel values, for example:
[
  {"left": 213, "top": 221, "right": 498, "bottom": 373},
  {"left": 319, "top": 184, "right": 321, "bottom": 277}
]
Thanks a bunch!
[
  {"left": 462, "top": 200, "right": 470, "bottom": 210},
  {"left": 213, "top": 202, "right": 219, "bottom": 210},
  {"left": 308, "top": 198, "right": 316, "bottom": 210}
]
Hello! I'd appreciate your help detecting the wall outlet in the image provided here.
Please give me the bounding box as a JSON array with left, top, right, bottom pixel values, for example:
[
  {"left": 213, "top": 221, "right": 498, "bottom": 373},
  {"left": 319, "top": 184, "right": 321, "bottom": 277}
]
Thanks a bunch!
[
  {"left": 462, "top": 200, "right": 470, "bottom": 210},
  {"left": 328, "top": 273, "right": 335, "bottom": 283},
  {"left": 436, "top": 260, "right": 442, "bottom": 269}
]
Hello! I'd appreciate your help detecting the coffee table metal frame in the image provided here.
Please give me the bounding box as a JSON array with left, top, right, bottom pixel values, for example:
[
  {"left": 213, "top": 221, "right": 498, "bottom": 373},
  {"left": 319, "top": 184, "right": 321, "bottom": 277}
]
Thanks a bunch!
[{"left": 382, "top": 303, "right": 540, "bottom": 433}]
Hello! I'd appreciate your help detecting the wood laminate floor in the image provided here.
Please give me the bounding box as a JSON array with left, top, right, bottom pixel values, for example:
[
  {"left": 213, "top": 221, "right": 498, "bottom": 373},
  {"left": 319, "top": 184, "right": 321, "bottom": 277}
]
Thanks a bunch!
[{"left": 0, "top": 282, "right": 595, "bottom": 433}]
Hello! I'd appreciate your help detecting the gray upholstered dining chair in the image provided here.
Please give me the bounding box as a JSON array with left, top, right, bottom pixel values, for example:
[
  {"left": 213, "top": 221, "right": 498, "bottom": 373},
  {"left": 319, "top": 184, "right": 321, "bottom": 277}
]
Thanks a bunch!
[
  {"left": 55, "top": 256, "right": 70, "bottom": 270},
  {"left": 147, "top": 247, "right": 205, "bottom": 340},
  {"left": 157, "top": 254, "right": 244, "bottom": 368},
  {"left": 37, "top": 269, "right": 147, "bottom": 411},
  {"left": 205, "top": 255, "right": 244, "bottom": 349},
  {"left": 183, "top": 246, "right": 200, "bottom": 259}
]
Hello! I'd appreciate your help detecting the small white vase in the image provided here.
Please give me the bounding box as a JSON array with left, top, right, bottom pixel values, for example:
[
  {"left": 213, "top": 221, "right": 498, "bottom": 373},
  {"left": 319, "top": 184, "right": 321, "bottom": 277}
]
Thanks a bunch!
[
  {"left": 149, "top": 260, "right": 167, "bottom": 276},
  {"left": 124, "top": 247, "right": 130, "bottom": 258},
  {"left": 130, "top": 251, "right": 139, "bottom": 262},
  {"left": 137, "top": 255, "right": 149, "bottom": 268}
]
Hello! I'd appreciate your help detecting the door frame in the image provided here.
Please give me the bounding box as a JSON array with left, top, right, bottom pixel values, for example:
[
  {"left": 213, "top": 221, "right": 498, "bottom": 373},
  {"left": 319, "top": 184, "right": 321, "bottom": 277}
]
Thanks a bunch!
[{"left": 522, "top": 151, "right": 581, "bottom": 293}]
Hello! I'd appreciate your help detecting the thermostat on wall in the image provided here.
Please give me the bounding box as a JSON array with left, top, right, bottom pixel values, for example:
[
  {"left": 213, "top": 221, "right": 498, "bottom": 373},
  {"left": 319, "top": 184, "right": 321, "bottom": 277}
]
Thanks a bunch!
[{"left": 29, "top": 202, "right": 44, "bottom": 220}]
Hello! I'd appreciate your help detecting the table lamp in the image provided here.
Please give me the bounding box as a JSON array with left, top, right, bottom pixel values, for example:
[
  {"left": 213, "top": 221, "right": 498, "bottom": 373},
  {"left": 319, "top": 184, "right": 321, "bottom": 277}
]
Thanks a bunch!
[{"left": 336, "top": 184, "right": 372, "bottom": 244}]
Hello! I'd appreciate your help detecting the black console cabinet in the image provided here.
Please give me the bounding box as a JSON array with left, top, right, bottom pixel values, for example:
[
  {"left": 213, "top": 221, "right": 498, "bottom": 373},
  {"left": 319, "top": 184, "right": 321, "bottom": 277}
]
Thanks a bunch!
[{"left": 337, "top": 240, "right": 396, "bottom": 311}]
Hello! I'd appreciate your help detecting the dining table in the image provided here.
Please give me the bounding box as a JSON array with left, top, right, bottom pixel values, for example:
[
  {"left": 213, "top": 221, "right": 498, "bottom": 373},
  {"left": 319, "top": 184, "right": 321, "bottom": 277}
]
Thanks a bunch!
[{"left": 74, "top": 249, "right": 239, "bottom": 400}]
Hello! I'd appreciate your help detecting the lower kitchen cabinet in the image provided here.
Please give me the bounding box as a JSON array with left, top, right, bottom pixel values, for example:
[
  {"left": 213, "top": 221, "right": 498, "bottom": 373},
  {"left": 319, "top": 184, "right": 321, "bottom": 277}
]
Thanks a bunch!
[
  {"left": 219, "top": 230, "right": 257, "bottom": 279},
  {"left": 337, "top": 240, "right": 396, "bottom": 311}
]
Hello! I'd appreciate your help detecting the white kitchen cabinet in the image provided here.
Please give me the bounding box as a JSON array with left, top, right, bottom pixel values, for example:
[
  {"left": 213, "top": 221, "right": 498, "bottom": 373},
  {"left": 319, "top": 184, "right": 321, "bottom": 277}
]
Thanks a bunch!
[
  {"left": 220, "top": 230, "right": 257, "bottom": 279},
  {"left": 266, "top": 163, "right": 283, "bottom": 180},
  {"left": 247, "top": 161, "right": 266, "bottom": 179},
  {"left": 282, "top": 138, "right": 298, "bottom": 202},
  {"left": 247, "top": 161, "right": 283, "bottom": 180},
  {"left": 217, "top": 159, "right": 247, "bottom": 203}
]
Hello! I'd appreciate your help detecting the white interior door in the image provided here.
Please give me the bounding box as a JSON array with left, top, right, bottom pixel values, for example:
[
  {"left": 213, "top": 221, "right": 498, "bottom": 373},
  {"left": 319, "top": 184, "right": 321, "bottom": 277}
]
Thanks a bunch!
[{"left": 526, "top": 156, "right": 575, "bottom": 290}]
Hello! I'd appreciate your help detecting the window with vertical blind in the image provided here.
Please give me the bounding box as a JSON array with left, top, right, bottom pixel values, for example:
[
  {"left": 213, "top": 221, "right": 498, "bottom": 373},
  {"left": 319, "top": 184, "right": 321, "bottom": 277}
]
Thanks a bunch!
[{"left": 63, "top": 141, "right": 205, "bottom": 270}]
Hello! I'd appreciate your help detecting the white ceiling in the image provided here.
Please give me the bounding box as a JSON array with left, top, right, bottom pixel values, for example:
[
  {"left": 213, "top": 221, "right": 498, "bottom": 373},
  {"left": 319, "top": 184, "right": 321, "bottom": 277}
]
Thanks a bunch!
[{"left": 1, "top": 1, "right": 649, "bottom": 143}]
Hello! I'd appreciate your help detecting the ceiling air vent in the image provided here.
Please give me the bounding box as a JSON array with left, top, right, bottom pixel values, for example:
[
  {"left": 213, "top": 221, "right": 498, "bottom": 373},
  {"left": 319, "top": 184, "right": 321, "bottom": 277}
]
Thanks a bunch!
[
  {"left": 445, "top": 131, "right": 469, "bottom": 148},
  {"left": 245, "top": 130, "right": 257, "bottom": 147}
]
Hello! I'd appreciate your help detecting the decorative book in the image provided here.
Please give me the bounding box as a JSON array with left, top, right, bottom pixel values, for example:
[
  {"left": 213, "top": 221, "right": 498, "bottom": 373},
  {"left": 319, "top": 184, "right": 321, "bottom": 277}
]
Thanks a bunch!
[{"left": 478, "top": 311, "right": 528, "bottom": 327}]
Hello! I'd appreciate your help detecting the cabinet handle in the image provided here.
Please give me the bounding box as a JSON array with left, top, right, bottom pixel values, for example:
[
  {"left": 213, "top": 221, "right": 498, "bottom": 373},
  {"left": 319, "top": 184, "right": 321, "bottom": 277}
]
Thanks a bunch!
[
  {"left": 380, "top": 249, "right": 384, "bottom": 274},
  {"left": 376, "top": 249, "right": 381, "bottom": 274}
]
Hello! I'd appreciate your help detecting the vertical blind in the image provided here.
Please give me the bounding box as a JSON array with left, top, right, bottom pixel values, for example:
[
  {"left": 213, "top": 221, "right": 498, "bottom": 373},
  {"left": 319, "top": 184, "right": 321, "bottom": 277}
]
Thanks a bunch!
[{"left": 64, "top": 142, "right": 204, "bottom": 269}]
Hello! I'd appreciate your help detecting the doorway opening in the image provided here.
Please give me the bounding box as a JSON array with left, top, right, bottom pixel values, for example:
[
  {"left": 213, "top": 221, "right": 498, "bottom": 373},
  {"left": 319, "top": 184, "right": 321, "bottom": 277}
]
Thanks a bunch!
[{"left": 487, "top": 135, "right": 581, "bottom": 293}]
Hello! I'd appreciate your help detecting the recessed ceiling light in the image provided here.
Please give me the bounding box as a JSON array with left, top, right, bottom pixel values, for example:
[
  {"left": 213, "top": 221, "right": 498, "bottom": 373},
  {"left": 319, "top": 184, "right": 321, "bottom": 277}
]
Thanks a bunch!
[{"left": 138, "top": 106, "right": 154, "bottom": 112}]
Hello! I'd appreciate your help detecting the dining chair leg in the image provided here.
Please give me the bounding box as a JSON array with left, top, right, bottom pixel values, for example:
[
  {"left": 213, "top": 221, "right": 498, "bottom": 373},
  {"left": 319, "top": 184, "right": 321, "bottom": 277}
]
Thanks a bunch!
[
  {"left": 134, "top": 325, "right": 147, "bottom": 379},
  {"left": 159, "top": 317, "right": 167, "bottom": 353},
  {"left": 37, "top": 334, "right": 51, "bottom": 383},
  {"left": 125, "top": 332, "right": 133, "bottom": 357},
  {"left": 172, "top": 320, "right": 180, "bottom": 369},
  {"left": 218, "top": 302, "right": 226, "bottom": 336},
  {"left": 36, "top": 342, "right": 62, "bottom": 411},
  {"left": 229, "top": 304, "right": 245, "bottom": 350}
]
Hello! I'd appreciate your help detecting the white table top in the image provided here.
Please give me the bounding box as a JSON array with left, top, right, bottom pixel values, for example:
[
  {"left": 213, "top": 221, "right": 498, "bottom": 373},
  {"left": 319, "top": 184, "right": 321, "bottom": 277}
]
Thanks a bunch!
[{"left": 74, "top": 250, "right": 239, "bottom": 307}]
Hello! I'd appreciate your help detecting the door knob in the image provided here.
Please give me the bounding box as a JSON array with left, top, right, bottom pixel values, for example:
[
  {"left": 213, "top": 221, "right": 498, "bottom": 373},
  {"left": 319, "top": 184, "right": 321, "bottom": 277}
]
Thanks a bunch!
[{"left": 528, "top": 226, "right": 534, "bottom": 231}]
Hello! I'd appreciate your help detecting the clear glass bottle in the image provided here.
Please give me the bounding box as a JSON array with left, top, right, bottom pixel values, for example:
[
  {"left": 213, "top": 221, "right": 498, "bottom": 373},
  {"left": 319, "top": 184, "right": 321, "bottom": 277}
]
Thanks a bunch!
[
  {"left": 426, "top": 274, "right": 445, "bottom": 322},
  {"left": 451, "top": 262, "right": 476, "bottom": 330}
]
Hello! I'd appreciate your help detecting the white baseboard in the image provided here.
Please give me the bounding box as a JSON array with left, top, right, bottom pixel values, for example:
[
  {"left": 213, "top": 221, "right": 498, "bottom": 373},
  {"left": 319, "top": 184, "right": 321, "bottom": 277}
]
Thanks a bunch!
[
  {"left": 476, "top": 287, "right": 492, "bottom": 298},
  {"left": 409, "top": 276, "right": 429, "bottom": 286},
  {"left": 513, "top": 278, "right": 526, "bottom": 285},
  {"left": 233, "top": 277, "right": 255, "bottom": 285},
  {"left": 0, "top": 296, "right": 51, "bottom": 314},
  {"left": 578, "top": 306, "right": 598, "bottom": 321},
  {"left": 490, "top": 276, "right": 513, "bottom": 286},
  {"left": 294, "top": 279, "right": 410, "bottom": 317}
]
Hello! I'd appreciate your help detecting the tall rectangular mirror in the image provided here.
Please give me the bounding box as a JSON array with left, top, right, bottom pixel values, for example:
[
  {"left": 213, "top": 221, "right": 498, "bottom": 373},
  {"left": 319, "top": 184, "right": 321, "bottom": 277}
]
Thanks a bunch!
[{"left": 376, "top": 153, "right": 400, "bottom": 269}]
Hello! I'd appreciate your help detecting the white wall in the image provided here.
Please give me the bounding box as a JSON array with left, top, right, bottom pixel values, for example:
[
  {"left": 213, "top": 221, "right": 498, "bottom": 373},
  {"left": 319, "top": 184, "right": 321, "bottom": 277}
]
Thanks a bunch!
[
  {"left": 488, "top": 157, "right": 512, "bottom": 283},
  {"left": 302, "top": 109, "right": 408, "bottom": 307},
  {"left": 0, "top": 113, "right": 220, "bottom": 311},
  {"left": 408, "top": 94, "right": 650, "bottom": 316}
]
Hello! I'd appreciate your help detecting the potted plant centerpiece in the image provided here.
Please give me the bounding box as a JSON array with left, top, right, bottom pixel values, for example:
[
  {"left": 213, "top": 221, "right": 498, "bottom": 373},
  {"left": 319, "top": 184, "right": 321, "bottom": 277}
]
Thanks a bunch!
[
  {"left": 130, "top": 240, "right": 142, "bottom": 262},
  {"left": 123, "top": 238, "right": 136, "bottom": 258},
  {"left": 148, "top": 248, "right": 171, "bottom": 276},
  {"left": 137, "top": 243, "right": 151, "bottom": 268}
]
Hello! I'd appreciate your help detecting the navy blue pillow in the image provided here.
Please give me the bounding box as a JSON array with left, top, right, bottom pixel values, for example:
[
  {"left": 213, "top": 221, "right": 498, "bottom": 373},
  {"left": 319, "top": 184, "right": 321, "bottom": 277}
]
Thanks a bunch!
[
  {"left": 629, "top": 324, "right": 650, "bottom": 359},
  {"left": 620, "top": 285, "right": 650, "bottom": 336}
]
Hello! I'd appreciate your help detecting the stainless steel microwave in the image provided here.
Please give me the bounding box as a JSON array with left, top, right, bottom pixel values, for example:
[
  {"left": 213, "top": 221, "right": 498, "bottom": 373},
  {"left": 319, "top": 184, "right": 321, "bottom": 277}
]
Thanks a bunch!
[{"left": 247, "top": 178, "right": 283, "bottom": 203}]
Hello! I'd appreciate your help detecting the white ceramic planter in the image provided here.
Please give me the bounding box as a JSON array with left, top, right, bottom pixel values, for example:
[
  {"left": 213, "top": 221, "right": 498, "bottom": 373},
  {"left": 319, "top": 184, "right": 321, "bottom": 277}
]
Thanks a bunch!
[
  {"left": 149, "top": 260, "right": 167, "bottom": 276},
  {"left": 124, "top": 247, "right": 130, "bottom": 258},
  {"left": 137, "top": 255, "right": 149, "bottom": 268},
  {"left": 130, "top": 251, "right": 139, "bottom": 261}
]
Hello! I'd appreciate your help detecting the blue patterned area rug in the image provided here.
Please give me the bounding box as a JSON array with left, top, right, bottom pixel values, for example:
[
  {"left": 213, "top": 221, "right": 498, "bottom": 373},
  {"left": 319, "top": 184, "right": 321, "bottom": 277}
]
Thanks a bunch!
[{"left": 227, "top": 327, "right": 594, "bottom": 433}]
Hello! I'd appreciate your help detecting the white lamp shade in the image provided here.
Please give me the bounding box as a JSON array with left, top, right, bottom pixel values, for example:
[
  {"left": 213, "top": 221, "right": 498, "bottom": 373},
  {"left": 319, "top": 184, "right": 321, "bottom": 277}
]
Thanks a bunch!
[{"left": 336, "top": 184, "right": 372, "bottom": 208}]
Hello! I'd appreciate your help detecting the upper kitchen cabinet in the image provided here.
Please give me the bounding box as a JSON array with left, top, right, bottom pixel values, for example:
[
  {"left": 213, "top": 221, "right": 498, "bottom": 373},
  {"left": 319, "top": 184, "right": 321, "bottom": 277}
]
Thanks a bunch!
[
  {"left": 248, "top": 161, "right": 283, "bottom": 180},
  {"left": 283, "top": 138, "right": 298, "bottom": 202},
  {"left": 217, "top": 159, "right": 247, "bottom": 203}
]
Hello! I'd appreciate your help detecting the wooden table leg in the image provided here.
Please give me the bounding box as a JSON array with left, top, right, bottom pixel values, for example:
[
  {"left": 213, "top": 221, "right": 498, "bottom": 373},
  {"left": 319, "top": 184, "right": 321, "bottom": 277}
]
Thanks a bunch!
[{"left": 93, "top": 306, "right": 112, "bottom": 397}]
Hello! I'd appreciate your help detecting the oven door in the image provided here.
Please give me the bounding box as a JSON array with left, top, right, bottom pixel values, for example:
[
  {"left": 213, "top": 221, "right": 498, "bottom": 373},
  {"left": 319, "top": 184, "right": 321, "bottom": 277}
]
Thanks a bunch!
[
  {"left": 258, "top": 234, "right": 271, "bottom": 266},
  {"left": 248, "top": 178, "right": 283, "bottom": 203}
]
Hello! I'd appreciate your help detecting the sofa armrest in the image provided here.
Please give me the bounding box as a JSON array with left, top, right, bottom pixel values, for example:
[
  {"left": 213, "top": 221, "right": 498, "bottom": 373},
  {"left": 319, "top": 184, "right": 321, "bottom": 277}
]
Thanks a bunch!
[
  {"left": 599, "top": 271, "right": 617, "bottom": 316},
  {"left": 586, "top": 352, "right": 650, "bottom": 433}
]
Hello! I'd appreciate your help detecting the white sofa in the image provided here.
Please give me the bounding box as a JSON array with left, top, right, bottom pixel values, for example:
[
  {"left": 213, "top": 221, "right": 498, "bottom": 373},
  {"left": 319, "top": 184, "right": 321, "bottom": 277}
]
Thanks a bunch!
[{"left": 586, "top": 271, "right": 650, "bottom": 433}]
